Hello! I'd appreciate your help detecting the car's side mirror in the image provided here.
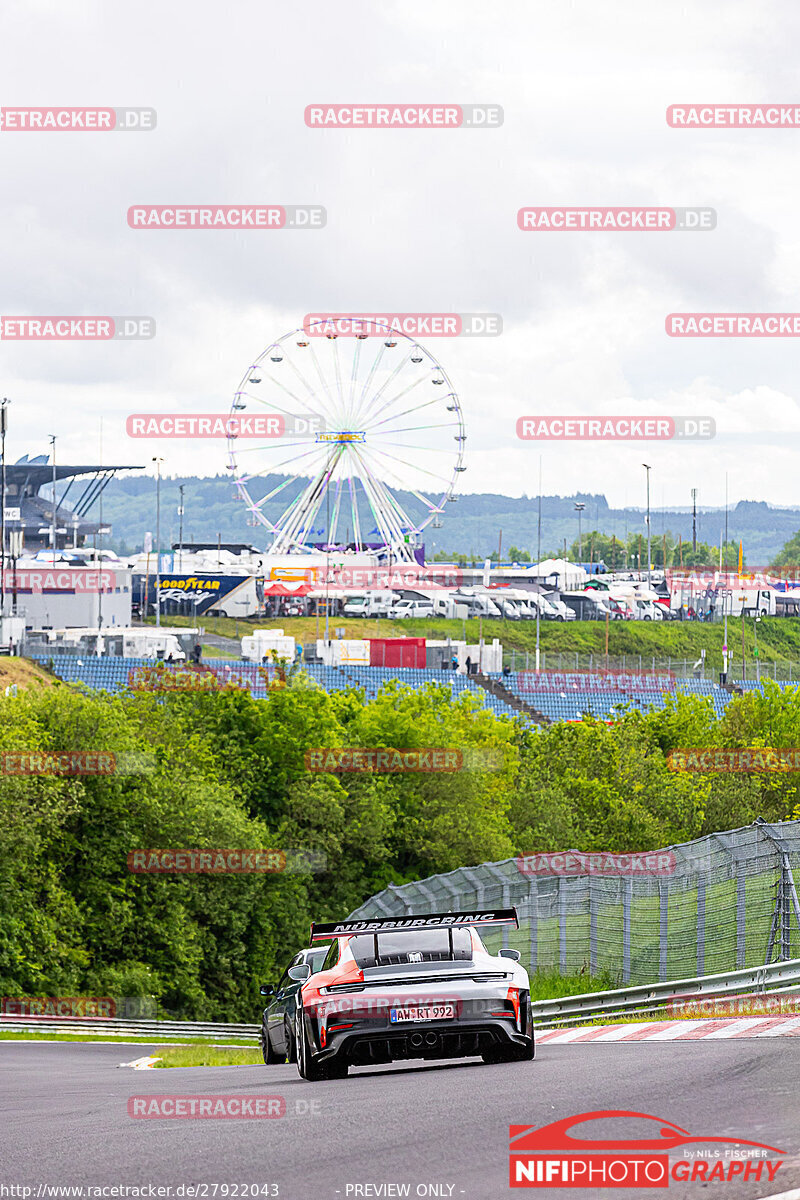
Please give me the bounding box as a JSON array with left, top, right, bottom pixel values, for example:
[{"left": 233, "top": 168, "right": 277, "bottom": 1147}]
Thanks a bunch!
[
  {"left": 498, "top": 948, "right": 521, "bottom": 962},
  {"left": 259, "top": 984, "right": 274, "bottom": 997},
  {"left": 287, "top": 963, "right": 311, "bottom": 982}
]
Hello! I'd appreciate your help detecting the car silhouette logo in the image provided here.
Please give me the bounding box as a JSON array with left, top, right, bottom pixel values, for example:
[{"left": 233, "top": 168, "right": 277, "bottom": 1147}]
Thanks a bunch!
[{"left": 510, "top": 1110, "right": 783, "bottom": 1154}]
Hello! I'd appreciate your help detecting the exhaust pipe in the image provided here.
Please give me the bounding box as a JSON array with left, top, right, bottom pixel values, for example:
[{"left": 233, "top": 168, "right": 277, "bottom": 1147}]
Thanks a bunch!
[
  {"left": 424, "top": 1032, "right": 438, "bottom": 1047},
  {"left": 409, "top": 1033, "right": 424, "bottom": 1048}
]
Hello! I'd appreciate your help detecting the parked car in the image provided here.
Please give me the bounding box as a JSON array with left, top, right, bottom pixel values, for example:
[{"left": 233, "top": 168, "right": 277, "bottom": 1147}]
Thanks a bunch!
[{"left": 260, "top": 946, "right": 329, "bottom": 1065}]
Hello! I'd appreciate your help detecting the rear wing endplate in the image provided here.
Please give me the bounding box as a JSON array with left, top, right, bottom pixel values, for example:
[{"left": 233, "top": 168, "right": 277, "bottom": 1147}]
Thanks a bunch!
[{"left": 310, "top": 908, "right": 518, "bottom": 943}]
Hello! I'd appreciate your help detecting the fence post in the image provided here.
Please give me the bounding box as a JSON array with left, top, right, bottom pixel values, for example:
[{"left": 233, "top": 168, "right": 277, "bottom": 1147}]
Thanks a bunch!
[
  {"left": 529, "top": 877, "right": 538, "bottom": 974},
  {"left": 737, "top": 874, "right": 746, "bottom": 968},
  {"left": 623, "top": 878, "right": 632, "bottom": 982},
  {"left": 697, "top": 878, "right": 706, "bottom": 975},
  {"left": 559, "top": 877, "right": 567, "bottom": 973},
  {"left": 659, "top": 884, "right": 668, "bottom": 981},
  {"left": 589, "top": 879, "right": 597, "bottom": 975}
]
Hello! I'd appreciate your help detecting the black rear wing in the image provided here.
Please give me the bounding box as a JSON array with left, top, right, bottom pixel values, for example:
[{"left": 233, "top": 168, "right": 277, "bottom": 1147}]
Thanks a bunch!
[{"left": 310, "top": 908, "right": 518, "bottom": 943}]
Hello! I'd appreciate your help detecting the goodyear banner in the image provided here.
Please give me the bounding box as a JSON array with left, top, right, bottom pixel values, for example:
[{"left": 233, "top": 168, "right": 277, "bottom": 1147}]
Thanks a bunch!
[{"left": 134, "top": 574, "right": 262, "bottom": 614}]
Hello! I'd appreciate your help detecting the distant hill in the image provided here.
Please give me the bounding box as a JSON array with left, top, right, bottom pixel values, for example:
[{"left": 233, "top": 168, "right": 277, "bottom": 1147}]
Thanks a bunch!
[{"left": 94, "top": 474, "right": 799, "bottom": 563}]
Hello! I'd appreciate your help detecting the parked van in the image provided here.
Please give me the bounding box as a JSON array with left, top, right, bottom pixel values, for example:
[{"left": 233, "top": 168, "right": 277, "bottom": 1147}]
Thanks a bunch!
[{"left": 387, "top": 598, "right": 436, "bottom": 620}]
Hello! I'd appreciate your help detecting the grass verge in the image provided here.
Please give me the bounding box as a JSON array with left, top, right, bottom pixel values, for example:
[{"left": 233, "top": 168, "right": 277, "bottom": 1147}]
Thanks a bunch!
[{"left": 153, "top": 1044, "right": 264, "bottom": 1067}]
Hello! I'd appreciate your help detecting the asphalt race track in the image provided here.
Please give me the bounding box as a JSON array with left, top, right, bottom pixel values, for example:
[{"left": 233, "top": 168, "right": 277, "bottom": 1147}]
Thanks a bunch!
[{"left": 2, "top": 1041, "right": 800, "bottom": 1199}]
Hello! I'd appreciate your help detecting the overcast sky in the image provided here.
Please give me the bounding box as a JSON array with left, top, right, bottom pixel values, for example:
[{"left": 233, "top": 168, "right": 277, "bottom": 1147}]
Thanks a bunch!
[{"left": 2, "top": 0, "right": 800, "bottom": 522}]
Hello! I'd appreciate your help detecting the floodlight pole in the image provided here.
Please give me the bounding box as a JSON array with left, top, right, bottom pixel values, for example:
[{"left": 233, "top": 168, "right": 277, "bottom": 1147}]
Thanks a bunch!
[
  {"left": 643, "top": 464, "right": 652, "bottom": 587},
  {"left": 153, "top": 457, "right": 163, "bottom": 626},
  {"left": 49, "top": 435, "right": 57, "bottom": 565}
]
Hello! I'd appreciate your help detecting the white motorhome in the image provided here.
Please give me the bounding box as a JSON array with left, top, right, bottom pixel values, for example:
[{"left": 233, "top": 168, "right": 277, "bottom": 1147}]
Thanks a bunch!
[
  {"left": 669, "top": 576, "right": 777, "bottom": 618},
  {"left": 342, "top": 592, "right": 397, "bottom": 618},
  {"left": 452, "top": 590, "right": 503, "bottom": 618},
  {"left": 241, "top": 628, "right": 297, "bottom": 663},
  {"left": 28, "top": 626, "right": 191, "bottom": 660}
]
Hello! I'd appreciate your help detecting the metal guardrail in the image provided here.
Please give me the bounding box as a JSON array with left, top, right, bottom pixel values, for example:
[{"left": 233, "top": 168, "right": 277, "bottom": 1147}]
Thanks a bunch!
[
  {"left": 4, "top": 958, "right": 800, "bottom": 1040},
  {"left": 530, "top": 956, "right": 800, "bottom": 1029}
]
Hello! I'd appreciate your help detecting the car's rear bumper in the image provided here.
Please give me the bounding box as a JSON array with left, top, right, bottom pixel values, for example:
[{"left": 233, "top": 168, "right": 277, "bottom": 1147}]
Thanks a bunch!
[
  {"left": 325, "top": 1018, "right": 532, "bottom": 1064},
  {"left": 302, "top": 992, "right": 534, "bottom": 1065}
]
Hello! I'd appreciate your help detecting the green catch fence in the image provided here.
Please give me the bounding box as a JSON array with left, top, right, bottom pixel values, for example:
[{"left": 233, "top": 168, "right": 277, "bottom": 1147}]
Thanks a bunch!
[{"left": 349, "top": 818, "right": 800, "bottom": 985}]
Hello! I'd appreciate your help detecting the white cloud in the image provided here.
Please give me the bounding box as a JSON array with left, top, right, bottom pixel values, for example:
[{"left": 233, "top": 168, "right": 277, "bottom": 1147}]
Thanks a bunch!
[{"left": 1, "top": 0, "right": 799, "bottom": 519}]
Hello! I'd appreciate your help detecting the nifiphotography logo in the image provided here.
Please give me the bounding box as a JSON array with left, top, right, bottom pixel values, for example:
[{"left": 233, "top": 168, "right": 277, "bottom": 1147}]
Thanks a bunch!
[{"left": 509, "top": 1110, "right": 784, "bottom": 1188}]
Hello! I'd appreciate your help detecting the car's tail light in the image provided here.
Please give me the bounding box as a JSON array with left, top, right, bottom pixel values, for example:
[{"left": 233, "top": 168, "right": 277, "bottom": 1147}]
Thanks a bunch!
[{"left": 507, "top": 987, "right": 521, "bottom": 1027}]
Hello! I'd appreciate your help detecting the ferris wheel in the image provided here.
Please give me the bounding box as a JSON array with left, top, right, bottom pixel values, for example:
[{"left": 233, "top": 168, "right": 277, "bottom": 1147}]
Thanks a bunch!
[{"left": 226, "top": 319, "right": 466, "bottom": 561}]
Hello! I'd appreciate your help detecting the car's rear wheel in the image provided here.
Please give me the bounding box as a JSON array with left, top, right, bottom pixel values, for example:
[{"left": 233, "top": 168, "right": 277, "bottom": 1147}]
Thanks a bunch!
[
  {"left": 296, "top": 1009, "right": 347, "bottom": 1080},
  {"left": 284, "top": 1016, "right": 297, "bottom": 1064},
  {"left": 482, "top": 1038, "right": 534, "bottom": 1064},
  {"left": 261, "top": 1024, "right": 281, "bottom": 1065}
]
